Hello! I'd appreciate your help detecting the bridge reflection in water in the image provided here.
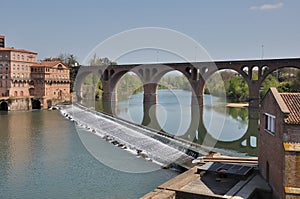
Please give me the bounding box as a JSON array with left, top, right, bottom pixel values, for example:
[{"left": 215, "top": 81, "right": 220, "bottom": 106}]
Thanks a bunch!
[
  {"left": 81, "top": 92, "right": 259, "bottom": 157},
  {"left": 141, "top": 101, "right": 258, "bottom": 157}
]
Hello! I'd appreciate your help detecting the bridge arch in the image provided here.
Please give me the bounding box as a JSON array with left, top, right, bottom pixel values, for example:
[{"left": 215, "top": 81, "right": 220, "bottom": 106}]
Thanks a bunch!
[
  {"left": 32, "top": 99, "right": 41, "bottom": 109},
  {"left": 0, "top": 101, "right": 8, "bottom": 111},
  {"left": 260, "top": 64, "right": 300, "bottom": 83},
  {"left": 74, "top": 66, "right": 103, "bottom": 101},
  {"left": 154, "top": 71, "right": 193, "bottom": 135}
]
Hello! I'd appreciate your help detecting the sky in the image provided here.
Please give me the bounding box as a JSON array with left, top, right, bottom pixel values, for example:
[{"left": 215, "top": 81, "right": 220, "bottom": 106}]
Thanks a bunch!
[{"left": 1, "top": 0, "right": 300, "bottom": 64}]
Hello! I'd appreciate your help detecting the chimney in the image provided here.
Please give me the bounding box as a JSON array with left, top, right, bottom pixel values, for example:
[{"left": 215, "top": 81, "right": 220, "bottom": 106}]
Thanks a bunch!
[{"left": 0, "top": 35, "right": 5, "bottom": 48}]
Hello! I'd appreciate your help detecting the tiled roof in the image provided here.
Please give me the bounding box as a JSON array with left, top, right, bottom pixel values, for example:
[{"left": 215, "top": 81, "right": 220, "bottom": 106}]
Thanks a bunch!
[
  {"left": 31, "top": 61, "right": 61, "bottom": 67},
  {"left": 280, "top": 93, "right": 300, "bottom": 124},
  {"left": 0, "top": 47, "right": 37, "bottom": 54}
]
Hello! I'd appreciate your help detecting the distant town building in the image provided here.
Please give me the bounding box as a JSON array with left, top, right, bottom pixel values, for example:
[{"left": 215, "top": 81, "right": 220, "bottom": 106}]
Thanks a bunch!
[
  {"left": 259, "top": 87, "right": 300, "bottom": 199},
  {"left": 30, "top": 60, "right": 70, "bottom": 107}
]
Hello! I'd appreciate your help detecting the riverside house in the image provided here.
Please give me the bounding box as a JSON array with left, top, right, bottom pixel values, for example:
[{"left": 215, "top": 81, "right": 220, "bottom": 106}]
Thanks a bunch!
[{"left": 259, "top": 87, "right": 300, "bottom": 199}]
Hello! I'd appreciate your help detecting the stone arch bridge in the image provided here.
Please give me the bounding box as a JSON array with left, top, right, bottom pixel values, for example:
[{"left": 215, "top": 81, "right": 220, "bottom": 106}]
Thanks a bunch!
[
  {"left": 75, "top": 58, "right": 300, "bottom": 109},
  {"left": 74, "top": 58, "right": 300, "bottom": 155}
]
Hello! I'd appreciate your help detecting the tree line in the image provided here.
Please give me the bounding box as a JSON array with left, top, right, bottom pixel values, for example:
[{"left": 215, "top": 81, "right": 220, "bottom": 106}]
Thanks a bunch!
[{"left": 205, "top": 68, "right": 300, "bottom": 102}]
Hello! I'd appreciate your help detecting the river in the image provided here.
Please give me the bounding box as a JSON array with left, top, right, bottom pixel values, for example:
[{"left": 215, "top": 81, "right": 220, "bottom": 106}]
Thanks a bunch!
[
  {"left": 91, "top": 90, "right": 257, "bottom": 157},
  {"left": 0, "top": 89, "right": 258, "bottom": 198},
  {"left": 0, "top": 110, "right": 178, "bottom": 199}
]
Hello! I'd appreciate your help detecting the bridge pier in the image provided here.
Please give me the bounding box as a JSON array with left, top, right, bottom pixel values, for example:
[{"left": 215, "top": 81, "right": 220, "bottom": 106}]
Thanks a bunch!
[
  {"left": 190, "top": 80, "right": 205, "bottom": 106},
  {"left": 102, "top": 91, "right": 117, "bottom": 102},
  {"left": 248, "top": 83, "right": 260, "bottom": 109},
  {"left": 143, "top": 83, "right": 158, "bottom": 103}
]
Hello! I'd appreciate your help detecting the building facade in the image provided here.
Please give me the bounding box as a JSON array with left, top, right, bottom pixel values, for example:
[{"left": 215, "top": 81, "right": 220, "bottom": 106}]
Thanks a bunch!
[
  {"left": 0, "top": 47, "right": 38, "bottom": 98},
  {"left": 259, "top": 87, "right": 300, "bottom": 199},
  {"left": 30, "top": 60, "right": 70, "bottom": 107},
  {"left": 0, "top": 36, "right": 71, "bottom": 110}
]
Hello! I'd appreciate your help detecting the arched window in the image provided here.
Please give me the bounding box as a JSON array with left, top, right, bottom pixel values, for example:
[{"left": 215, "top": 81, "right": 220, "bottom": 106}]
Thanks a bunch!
[{"left": 14, "top": 91, "right": 18, "bottom": 96}]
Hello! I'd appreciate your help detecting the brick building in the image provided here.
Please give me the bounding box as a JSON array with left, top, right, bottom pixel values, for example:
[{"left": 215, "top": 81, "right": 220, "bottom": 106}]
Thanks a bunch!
[
  {"left": 259, "top": 87, "right": 300, "bottom": 198},
  {"left": 0, "top": 36, "right": 71, "bottom": 110},
  {"left": 0, "top": 46, "right": 38, "bottom": 97},
  {"left": 30, "top": 60, "right": 70, "bottom": 107}
]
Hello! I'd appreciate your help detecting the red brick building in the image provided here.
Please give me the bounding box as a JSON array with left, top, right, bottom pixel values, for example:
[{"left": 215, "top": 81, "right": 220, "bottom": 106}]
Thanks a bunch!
[
  {"left": 30, "top": 60, "right": 70, "bottom": 107},
  {"left": 259, "top": 87, "right": 300, "bottom": 199},
  {"left": 0, "top": 47, "right": 38, "bottom": 98},
  {"left": 0, "top": 36, "right": 71, "bottom": 110}
]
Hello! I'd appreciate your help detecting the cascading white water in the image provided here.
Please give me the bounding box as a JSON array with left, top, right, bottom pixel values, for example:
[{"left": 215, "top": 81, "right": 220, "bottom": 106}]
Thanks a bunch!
[{"left": 60, "top": 104, "right": 195, "bottom": 167}]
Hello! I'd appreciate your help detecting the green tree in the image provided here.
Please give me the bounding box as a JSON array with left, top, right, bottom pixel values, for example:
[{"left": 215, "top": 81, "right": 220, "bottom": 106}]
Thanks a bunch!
[
  {"left": 83, "top": 55, "right": 117, "bottom": 99},
  {"left": 228, "top": 76, "right": 249, "bottom": 102},
  {"left": 290, "top": 70, "right": 300, "bottom": 92},
  {"left": 260, "top": 75, "right": 280, "bottom": 98},
  {"left": 58, "top": 53, "right": 78, "bottom": 67},
  {"left": 117, "top": 74, "right": 143, "bottom": 101},
  {"left": 89, "top": 54, "right": 117, "bottom": 66}
]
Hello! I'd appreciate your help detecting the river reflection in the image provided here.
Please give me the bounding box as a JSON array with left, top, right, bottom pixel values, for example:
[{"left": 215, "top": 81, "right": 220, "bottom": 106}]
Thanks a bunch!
[
  {"left": 84, "top": 89, "right": 258, "bottom": 156},
  {"left": 0, "top": 110, "right": 178, "bottom": 199}
]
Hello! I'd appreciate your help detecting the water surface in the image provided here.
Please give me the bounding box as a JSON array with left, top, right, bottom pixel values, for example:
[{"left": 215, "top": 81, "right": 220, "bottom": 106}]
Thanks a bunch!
[{"left": 0, "top": 110, "right": 178, "bottom": 199}]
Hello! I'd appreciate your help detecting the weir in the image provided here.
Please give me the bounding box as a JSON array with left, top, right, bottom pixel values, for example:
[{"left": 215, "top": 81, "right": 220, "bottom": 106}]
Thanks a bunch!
[{"left": 60, "top": 103, "right": 210, "bottom": 169}]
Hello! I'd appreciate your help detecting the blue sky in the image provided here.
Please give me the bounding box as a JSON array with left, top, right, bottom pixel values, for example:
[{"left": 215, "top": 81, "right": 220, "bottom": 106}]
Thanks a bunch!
[{"left": 1, "top": 0, "right": 300, "bottom": 63}]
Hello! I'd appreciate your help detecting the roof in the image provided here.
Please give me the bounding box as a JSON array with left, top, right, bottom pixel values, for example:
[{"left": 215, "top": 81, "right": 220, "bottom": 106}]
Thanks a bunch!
[
  {"left": 283, "top": 142, "right": 300, "bottom": 152},
  {"left": 31, "top": 61, "right": 63, "bottom": 68},
  {"left": 267, "top": 88, "right": 300, "bottom": 124},
  {"left": 269, "top": 87, "right": 290, "bottom": 114},
  {"left": 0, "top": 47, "right": 37, "bottom": 54},
  {"left": 280, "top": 92, "right": 300, "bottom": 124},
  {"left": 199, "top": 162, "right": 254, "bottom": 177}
]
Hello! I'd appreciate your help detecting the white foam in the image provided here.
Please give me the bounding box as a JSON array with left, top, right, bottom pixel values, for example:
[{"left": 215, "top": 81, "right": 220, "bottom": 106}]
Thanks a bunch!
[{"left": 61, "top": 104, "right": 193, "bottom": 166}]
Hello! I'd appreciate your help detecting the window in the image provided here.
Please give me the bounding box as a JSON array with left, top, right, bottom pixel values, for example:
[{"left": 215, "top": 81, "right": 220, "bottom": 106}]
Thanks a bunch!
[{"left": 265, "top": 113, "right": 275, "bottom": 134}]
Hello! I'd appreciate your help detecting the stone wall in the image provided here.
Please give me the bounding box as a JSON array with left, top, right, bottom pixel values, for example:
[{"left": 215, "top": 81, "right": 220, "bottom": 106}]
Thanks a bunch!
[
  {"left": 9, "top": 98, "right": 31, "bottom": 111},
  {"left": 285, "top": 152, "right": 300, "bottom": 187}
]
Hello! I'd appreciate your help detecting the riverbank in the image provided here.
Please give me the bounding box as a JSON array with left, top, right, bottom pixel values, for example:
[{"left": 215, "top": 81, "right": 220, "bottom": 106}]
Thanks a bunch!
[{"left": 226, "top": 102, "right": 249, "bottom": 108}]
